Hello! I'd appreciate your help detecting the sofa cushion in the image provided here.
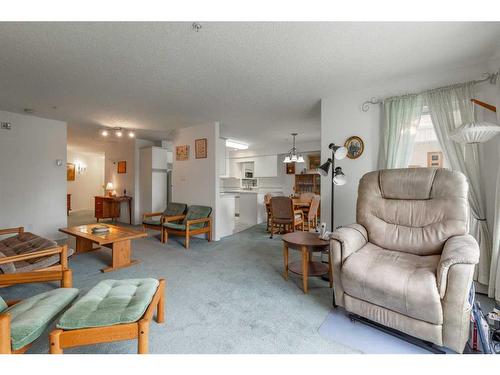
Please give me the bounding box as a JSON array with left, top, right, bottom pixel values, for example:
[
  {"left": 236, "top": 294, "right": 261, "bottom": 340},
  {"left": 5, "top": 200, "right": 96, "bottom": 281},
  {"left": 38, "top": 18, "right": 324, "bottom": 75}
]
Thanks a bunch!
[
  {"left": 341, "top": 242, "right": 443, "bottom": 325},
  {"left": 5, "top": 288, "right": 79, "bottom": 351},
  {"left": 0, "top": 295, "right": 7, "bottom": 313},
  {"left": 163, "top": 202, "right": 187, "bottom": 217},
  {"left": 57, "top": 278, "right": 159, "bottom": 330}
]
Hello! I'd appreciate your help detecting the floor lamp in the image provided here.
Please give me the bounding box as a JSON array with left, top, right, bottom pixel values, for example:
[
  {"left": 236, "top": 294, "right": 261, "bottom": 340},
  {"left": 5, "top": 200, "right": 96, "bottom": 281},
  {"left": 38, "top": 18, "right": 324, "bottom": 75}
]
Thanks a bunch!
[{"left": 318, "top": 143, "right": 347, "bottom": 231}]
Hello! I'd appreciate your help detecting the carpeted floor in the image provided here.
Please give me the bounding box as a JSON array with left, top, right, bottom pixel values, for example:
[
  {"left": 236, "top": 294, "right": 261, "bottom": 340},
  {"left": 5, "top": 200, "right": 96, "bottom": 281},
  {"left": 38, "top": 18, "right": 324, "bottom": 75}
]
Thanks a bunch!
[{"left": 3, "top": 211, "right": 357, "bottom": 354}]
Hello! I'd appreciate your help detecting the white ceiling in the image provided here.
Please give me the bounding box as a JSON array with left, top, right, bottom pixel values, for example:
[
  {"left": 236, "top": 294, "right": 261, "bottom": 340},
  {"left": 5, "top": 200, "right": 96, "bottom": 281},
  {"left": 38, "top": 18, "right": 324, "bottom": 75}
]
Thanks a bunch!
[{"left": 0, "top": 22, "right": 499, "bottom": 152}]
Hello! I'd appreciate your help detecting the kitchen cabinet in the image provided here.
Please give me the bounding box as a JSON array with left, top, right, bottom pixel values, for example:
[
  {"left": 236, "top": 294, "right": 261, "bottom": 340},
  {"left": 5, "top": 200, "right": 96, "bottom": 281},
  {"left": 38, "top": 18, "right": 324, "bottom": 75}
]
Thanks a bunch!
[{"left": 254, "top": 155, "right": 278, "bottom": 177}]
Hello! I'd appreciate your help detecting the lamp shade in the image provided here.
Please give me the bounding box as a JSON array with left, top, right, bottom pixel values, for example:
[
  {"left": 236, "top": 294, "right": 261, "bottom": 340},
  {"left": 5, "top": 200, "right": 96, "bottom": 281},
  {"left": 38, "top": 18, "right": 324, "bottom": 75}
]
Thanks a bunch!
[
  {"left": 297, "top": 155, "right": 305, "bottom": 163},
  {"left": 317, "top": 160, "right": 331, "bottom": 176},
  {"left": 334, "top": 146, "right": 348, "bottom": 160},
  {"left": 283, "top": 156, "right": 291, "bottom": 163},
  {"left": 105, "top": 182, "right": 114, "bottom": 190},
  {"left": 333, "top": 167, "right": 346, "bottom": 185},
  {"left": 450, "top": 121, "right": 500, "bottom": 144}
]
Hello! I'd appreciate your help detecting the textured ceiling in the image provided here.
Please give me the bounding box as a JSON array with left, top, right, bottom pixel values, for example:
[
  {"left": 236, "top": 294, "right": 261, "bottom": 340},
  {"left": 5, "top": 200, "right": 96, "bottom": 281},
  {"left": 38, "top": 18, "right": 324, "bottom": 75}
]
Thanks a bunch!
[{"left": 0, "top": 22, "right": 499, "bottom": 152}]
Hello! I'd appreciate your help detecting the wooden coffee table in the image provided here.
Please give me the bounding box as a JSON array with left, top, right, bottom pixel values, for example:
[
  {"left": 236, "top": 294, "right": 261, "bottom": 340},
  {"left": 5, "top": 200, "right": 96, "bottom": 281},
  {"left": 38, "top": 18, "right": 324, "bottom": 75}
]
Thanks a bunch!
[
  {"left": 59, "top": 224, "right": 147, "bottom": 273},
  {"left": 282, "top": 231, "right": 332, "bottom": 293}
]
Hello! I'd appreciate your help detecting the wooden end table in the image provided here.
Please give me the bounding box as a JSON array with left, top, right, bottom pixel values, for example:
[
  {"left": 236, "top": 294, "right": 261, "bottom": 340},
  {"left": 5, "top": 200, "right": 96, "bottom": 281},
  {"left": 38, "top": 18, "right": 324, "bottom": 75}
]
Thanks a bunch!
[
  {"left": 282, "top": 232, "right": 332, "bottom": 293},
  {"left": 59, "top": 224, "right": 146, "bottom": 273}
]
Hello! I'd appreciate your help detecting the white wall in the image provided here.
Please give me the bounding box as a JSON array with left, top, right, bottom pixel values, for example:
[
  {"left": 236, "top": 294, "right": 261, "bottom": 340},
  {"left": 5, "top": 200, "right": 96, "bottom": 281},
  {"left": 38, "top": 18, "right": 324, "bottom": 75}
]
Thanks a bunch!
[
  {"left": 67, "top": 149, "right": 105, "bottom": 211},
  {"left": 172, "top": 122, "right": 221, "bottom": 240},
  {"left": 103, "top": 138, "right": 154, "bottom": 224},
  {"left": 321, "top": 60, "right": 496, "bottom": 229},
  {"left": 0, "top": 111, "right": 66, "bottom": 239}
]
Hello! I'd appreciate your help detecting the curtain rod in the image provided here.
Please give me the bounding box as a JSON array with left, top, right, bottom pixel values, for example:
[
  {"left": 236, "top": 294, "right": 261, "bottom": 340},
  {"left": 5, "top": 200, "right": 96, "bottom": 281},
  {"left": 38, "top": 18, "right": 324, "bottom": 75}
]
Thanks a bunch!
[{"left": 361, "top": 72, "right": 498, "bottom": 112}]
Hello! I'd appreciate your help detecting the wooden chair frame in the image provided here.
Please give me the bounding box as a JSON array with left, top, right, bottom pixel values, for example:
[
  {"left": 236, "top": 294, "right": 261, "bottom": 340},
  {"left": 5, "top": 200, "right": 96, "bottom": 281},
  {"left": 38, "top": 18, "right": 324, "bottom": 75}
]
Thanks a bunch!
[
  {"left": 269, "top": 209, "right": 305, "bottom": 239},
  {"left": 142, "top": 212, "right": 165, "bottom": 241},
  {"left": 0, "top": 243, "right": 73, "bottom": 354},
  {"left": 49, "top": 279, "right": 165, "bottom": 354},
  {"left": 161, "top": 215, "right": 212, "bottom": 249}
]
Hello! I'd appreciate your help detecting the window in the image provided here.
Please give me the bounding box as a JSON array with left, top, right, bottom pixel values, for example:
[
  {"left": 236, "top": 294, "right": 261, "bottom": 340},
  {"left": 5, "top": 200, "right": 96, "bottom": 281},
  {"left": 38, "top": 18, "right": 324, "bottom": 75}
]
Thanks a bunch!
[{"left": 407, "top": 109, "right": 448, "bottom": 168}]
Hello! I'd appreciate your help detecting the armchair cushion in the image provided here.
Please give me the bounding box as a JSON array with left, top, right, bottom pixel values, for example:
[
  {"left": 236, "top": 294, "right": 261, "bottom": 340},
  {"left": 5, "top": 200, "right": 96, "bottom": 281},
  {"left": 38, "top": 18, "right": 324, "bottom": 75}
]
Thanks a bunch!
[
  {"left": 0, "top": 232, "right": 74, "bottom": 274},
  {"left": 163, "top": 222, "right": 203, "bottom": 230},
  {"left": 5, "top": 288, "right": 79, "bottom": 351},
  {"left": 183, "top": 205, "right": 212, "bottom": 224},
  {"left": 142, "top": 218, "right": 162, "bottom": 226},
  {"left": 57, "top": 278, "right": 159, "bottom": 330},
  {"left": 0, "top": 296, "right": 6, "bottom": 313},
  {"left": 163, "top": 202, "right": 188, "bottom": 217},
  {"left": 341, "top": 242, "right": 443, "bottom": 325},
  {"left": 437, "top": 234, "right": 480, "bottom": 298}
]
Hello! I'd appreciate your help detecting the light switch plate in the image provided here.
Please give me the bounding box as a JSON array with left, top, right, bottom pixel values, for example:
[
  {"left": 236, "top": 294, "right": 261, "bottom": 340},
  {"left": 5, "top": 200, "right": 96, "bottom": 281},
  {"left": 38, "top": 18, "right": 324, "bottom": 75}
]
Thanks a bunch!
[{"left": 1, "top": 122, "right": 12, "bottom": 130}]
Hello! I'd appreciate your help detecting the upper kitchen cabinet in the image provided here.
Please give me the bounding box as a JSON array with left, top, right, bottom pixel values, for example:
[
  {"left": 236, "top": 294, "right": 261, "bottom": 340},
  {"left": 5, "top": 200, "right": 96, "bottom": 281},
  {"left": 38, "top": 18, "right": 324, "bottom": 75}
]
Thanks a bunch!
[{"left": 253, "top": 155, "right": 277, "bottom": 177}]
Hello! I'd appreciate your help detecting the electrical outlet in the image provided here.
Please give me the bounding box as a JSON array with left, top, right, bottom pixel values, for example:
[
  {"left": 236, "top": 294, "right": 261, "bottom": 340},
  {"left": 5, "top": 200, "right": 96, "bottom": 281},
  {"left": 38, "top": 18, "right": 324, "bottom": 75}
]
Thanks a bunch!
[{"left": 1, "top": 122, "right": 12, "bottom": 130}]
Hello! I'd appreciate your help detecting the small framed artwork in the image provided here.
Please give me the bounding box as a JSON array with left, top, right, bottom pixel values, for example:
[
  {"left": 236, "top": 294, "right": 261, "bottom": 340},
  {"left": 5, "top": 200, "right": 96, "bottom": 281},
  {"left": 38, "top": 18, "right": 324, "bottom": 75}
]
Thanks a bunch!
[
  {"left": 67, "top": 163, "right": 75, "bottom": 181},
  {"left": 427, "top": 151, "right": 443, "bottom": 168},
  {"left": 195, "top": 138, "right": 208, "bottom": 159},
  {"left": 176, "top": 145, "right": 189, "bottom": 161},
  {"left": 286, "top": 162, "right": 296, "bottom": 174},
  {"left": 344, "top": 136, "right": 364, "bottom": 159},
  {"left": 117, "top": 160, "right": 127, "bottom": 174},
  {"left": 308, "top": 154, "right": 321, "bottom": 170}
]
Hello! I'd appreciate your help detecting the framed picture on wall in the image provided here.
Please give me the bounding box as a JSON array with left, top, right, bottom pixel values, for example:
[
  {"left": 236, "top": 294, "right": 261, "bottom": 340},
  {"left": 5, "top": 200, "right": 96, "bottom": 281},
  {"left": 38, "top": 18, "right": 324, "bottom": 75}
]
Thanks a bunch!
[
  {"left": 286, "top": 162, "right": 296, "bottom": 174},
  {"left": 195, "top": 138, "right": 208, "bottom": 159},
  {"left": 176, "top": 145, "right": 189, "bottom": 161},
  {"left": 117, "top": 160, "right": 127, "bottom": 174},
  {"left": 67, "top": 163, "right": 75, "bottom": 181},
  {"left": 427, "top": 151, "right": 443, "bottom": 167}
]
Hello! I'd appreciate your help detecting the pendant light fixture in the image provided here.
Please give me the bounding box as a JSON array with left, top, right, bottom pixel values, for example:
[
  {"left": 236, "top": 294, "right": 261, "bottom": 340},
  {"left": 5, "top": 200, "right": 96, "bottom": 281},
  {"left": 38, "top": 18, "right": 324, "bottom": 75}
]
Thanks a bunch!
[{"left": 283, "top": 133, "right": 305, "bottom": 163}]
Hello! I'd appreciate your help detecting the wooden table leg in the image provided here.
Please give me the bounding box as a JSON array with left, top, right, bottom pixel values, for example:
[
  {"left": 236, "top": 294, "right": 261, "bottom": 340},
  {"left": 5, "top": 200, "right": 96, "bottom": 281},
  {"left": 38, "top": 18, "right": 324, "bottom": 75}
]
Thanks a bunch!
[
  {"left": 76, "top": 237, "right": 97, "bottom": 253},
  {"left": 302, "top": 246, "right": 309, "bottom": 293},
  {"left": 283, "top": 243, "right": 289, "bottom": 280},
  {"left": 328, "top": 249, "right": 333, "bottom": 288},
  {"left": 102, "top": 240, "right": 140, "bottom": 273}
]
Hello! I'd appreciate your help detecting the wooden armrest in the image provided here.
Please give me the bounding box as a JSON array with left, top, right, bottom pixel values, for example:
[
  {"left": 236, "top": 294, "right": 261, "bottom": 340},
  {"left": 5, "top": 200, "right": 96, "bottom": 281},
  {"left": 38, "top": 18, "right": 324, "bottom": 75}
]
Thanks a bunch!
[
  {"left": 186, "top": 217, "right": 211, "bottom": 226},
  {"left": 142, "top": 212, "right": 163, "bottom": 219},
  {"left": 294, "top": 210, "right": 304, "bottom": 216},
  {"left": 6, "top": 300, "right": 20, "bottom": 307},
  {"left": 0, "top": 245, "right": 65, "bottom": 266},
  {"left": 0, "top": 227, "right": 24, "bottom": 236},
  {"left": 163, "top": 215, "right": 186, "bottom": 223}
]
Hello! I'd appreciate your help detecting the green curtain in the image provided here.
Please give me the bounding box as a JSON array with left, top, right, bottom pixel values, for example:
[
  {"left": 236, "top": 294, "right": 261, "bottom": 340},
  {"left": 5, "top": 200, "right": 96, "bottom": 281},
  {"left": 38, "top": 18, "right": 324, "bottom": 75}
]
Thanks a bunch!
[
  {"left": 379, "top": 94, "right": 423, "bottom": 169},
  {"left": 425, "top": 82, "right": 492, "bottom": 287}
]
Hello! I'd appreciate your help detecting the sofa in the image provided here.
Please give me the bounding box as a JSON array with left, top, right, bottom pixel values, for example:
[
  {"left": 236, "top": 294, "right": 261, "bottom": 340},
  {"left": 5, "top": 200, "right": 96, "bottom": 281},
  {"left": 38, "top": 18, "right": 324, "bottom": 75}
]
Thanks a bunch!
[{"left": 330, "top": 168, "right": 479, "bottom": 353}]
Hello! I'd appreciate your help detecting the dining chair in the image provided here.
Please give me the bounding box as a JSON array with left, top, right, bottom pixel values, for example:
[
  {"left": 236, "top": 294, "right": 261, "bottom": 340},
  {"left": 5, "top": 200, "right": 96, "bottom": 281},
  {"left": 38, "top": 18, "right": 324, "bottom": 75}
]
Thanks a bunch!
[{"left": 269, "top": 197, "right": 304, "bottom": 238}]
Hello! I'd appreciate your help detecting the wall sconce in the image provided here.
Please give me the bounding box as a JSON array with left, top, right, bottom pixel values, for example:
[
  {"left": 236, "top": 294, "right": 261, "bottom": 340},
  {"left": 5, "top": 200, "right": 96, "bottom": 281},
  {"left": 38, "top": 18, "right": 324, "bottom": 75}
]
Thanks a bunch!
[{"left": 75, "top": 161, "right": 87, "bottom": 174}]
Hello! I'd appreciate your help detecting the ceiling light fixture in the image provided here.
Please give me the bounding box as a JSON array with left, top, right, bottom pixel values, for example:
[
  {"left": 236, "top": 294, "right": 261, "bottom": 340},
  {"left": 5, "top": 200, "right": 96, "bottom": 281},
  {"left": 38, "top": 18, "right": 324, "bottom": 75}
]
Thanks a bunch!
[
  {"left": 283, "top": 133, "right": 305, "bottom": 163},
  {"left": 115, "top": 129, "right": 123, "bottom": 137},
  {"left": 226, "top": 139, "right": 248, "bottom": 150},
  {"left": 128, "top": 131, "right": 135, "bottom": 138},
  {"left": 101, "top": 129, "right": 109, "bottom": 137}
]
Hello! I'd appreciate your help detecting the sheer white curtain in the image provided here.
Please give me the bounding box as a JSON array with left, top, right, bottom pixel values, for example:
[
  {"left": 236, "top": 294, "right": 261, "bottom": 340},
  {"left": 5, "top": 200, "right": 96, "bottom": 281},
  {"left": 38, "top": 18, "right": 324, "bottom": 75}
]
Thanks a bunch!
[
  {"left": 489, "top": 70, "right": 500, "bottom": 302},
  {"left": 379, "top": 95, "right": 423, "bottom": 169},
  {"left": 425, "top": 82, "right": 492, "bottom": 287}
]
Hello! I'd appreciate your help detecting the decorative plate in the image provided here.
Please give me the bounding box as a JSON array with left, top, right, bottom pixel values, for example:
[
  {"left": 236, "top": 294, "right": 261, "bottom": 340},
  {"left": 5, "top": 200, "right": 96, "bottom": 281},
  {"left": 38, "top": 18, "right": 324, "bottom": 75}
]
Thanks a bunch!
[{"left": 344, "top": 136, "right": 364, "bottom": 159}]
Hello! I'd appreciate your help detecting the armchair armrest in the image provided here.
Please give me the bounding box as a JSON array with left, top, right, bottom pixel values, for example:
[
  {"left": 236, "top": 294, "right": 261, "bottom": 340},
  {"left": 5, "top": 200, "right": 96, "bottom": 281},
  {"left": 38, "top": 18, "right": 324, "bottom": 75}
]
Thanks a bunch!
[
  {"left": 0, "top": 245, "right": 67, "bottom": 266},
  {"left": 330, "top": 224, "right": 368, "bottom": 264},
  {"left": 186, "top": 217, "right": 211, "bottom": 229},
  {"left": 142, "top": 212, "right": 164, "bottom": 220},
  {"left": 0, "top": 227, "right": 24, "bottom": 236},
  {"left": 162, "top": 215, "right": 186, "bottom": 224},
  {"left": 437, "top": 234, "right": 479, "bottom": 298}
]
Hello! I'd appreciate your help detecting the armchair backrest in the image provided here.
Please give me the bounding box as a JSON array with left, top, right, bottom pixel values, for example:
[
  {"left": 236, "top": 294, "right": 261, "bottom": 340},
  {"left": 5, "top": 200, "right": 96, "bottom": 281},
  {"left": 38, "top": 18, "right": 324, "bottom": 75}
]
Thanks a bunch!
[
  {"left": 270, "top": 196, "right": 294, "bottom": 220},
  {"left": 356, "top": 168, "right": 468, "bottom": 255},
  {"left": 163, "top": 202, "right": 187, "bottom": 217},
  {"left": 183, "top": 205, "right": 212, "bottom": 224}
]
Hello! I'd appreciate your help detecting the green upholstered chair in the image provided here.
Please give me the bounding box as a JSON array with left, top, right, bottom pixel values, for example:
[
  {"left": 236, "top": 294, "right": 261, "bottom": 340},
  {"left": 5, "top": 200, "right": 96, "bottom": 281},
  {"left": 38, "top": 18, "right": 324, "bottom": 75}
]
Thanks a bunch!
[
  {"left": 162, "top": 205, "right": 212, "bottom": 249},
  {"left": 142, "top": 202, "right": 187, "bottom": 242},
  {"left": 0, "top": 287, "right": 78, "bottom": 354}
]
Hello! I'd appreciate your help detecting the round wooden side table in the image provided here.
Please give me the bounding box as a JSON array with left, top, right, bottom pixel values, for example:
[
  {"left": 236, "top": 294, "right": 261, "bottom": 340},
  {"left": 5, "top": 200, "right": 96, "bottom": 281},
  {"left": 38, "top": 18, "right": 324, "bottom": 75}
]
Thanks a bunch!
[{"left": 282, "top": 232, "right": 332, "bottom": 294}]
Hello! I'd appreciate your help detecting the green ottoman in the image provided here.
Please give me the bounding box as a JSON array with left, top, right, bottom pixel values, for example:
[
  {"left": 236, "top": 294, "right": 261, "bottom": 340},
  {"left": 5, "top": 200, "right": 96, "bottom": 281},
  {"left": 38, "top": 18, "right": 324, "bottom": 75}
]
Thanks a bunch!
[
  {"left": 0, "top": 288, "right": 79, "bottom": 354},
  {"left": 49, "top": 278, "right": 165, "bottom": 354}
]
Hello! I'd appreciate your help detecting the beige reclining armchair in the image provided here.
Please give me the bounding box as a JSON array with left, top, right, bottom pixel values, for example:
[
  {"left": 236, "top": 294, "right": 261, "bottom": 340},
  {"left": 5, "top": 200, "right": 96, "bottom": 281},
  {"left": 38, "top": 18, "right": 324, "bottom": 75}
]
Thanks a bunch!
[{"left": 331, "top": 168, "right": 479, "bottom": 353}]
